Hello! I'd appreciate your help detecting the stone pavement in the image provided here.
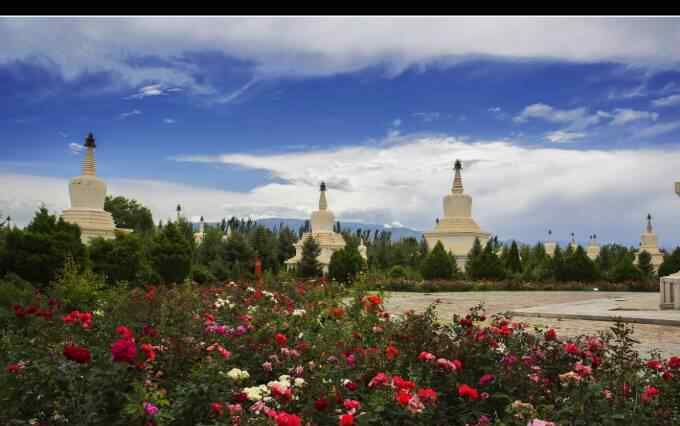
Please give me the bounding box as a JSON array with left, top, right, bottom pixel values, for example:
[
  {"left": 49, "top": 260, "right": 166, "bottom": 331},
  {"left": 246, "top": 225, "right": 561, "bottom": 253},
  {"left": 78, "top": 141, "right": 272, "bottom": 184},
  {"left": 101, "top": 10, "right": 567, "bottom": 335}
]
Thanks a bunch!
[{"left": 382, "top": 291, "right": 680, "bottom": 357}]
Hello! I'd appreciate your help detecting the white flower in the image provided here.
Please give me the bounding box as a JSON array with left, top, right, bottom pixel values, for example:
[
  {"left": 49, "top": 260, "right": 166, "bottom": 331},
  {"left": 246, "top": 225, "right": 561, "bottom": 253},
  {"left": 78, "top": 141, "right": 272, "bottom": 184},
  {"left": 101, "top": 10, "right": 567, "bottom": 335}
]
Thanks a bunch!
[
  {"left": 294, "top": 378, "right": 305, "bottom": 387},
  {"left": 225, "top": 368, "right": 250, "bottom": 381},
  {"left": 292, "top": 309, "right": 306, "bottom": 317},
  {"left": 93, "top": 309, "right": 104, "bottom": 317},
  {"left": 243, "top": 385, "right": 270, "bottom": 401}
]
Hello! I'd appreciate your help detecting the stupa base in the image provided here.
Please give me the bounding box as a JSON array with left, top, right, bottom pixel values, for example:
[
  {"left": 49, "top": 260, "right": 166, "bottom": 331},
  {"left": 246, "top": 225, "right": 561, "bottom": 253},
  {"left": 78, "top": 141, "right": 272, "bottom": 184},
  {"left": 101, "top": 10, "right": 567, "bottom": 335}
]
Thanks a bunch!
[
  {"left": 424, "top": 230, "right": 491, "bottom": 271},
  {"left": 62, "top": 208, "right": 118, "bottom": 243}
]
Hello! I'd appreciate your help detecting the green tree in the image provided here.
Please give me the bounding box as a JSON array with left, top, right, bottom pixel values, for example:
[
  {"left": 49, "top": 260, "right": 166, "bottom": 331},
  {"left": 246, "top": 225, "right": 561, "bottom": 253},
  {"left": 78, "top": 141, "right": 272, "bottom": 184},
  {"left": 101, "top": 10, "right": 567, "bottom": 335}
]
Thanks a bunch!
[
  {"left": 251, "top": 226, "right": 279, "bottom": 273},
  {"left": 637, "top": 250, "right": 654, "bottom": 279},
  {"left": 563, "top": 246, "right": 598, "bottom": 282},
  {"left": 104, "top": 195, "right": 154, "bottom": 233},
  {"left": 328, "top": 240, "right": 365, "bottom": 284},
  {"left": 659, "top": 247, "right": 680, "bottom": 277},
  {"left": 149, "top": 221, "right": 192, "bottom": 284},
  {"left": 464, "top": 237, "right": 484, "bottom": 276},
  {"left": 298, "top": 237, "right": 322, "bottom": 278},
  {"left": 421, "top": 241, "right": 454, "bottom": 280},
  {"left": 610, "top": 253, "right": 641, "bottom": 283},
  {"left": 505, "top": 241, "right": 523, "bottom": 274},
  {"left": 551, "top": 245, "right": 565, "bottom": 281},
  {"left": 1, "top": 207, "right": 86, "bottom": 287},
  {"left": 277, "top": 226, "right": 297, "bottom": 265},
  {"left": 476, "top": 238, "right": 506, "bottom": 281},
  {"left": 89, "top": 232, "right": 146, "bottom": 286}
]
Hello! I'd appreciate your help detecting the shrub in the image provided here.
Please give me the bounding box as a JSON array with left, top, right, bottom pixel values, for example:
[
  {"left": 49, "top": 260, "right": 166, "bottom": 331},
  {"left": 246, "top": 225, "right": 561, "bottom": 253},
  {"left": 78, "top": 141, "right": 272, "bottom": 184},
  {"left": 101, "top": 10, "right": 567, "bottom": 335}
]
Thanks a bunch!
[
  {"left": 51, "top": 257, "right": 105, "bottom": 311},
  {"left": 389, "top": 265, "right": 408, "bottom": 279},
  {"left": 421, "top": 241, "right": 455, "bottom": 280}
]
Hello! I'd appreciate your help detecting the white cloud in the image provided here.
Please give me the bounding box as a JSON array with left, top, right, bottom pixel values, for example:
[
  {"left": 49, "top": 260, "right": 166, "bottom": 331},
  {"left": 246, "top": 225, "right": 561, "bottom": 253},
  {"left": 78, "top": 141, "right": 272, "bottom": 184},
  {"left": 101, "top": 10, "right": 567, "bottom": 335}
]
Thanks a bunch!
[
  {"left": 488, "top": 107, "right": 502, "bottom": 113},
  {"left": 544, "top": 130, "right": 587, "bottom": 143},
  {"left": 413, "top": 112, "right": 441, "bottom": 122},
  {"left": 118, "top": 109, "right": 142, "bottom": 120},
  {"left": 633, "top": 121, "right": 680, "bottom": 138},
  {"left": 609, "top": 108, "right": 659, "bottom": 126},
  {"left": 392, "top": 119, "right": 402, "bottom": 127},
  {"left": 607, "top": 83, "right": 648, "bottom": 100},
  {"left": 163, "top": 118, "right": 176, "bottom": 124},
  {"left": 652, "top": 94, "right": 680, "bottom": 108},
  {"left": 5, "top": 135, "right": 680, "bottom": 246},
  {"left": 514, "top": 103, "right": 606, "bottom": 130},
  {"left": 68, "top": 143, "right": 83, "bottom": 155},
  {"left": 216, "top": 78, "right": 259, "bottom": 104},
  {"left": 125, "top": 83, "right": 182, "bottom": 99},
  {"left": 2, "top": 17, "right": 680, "bottom": 87}
]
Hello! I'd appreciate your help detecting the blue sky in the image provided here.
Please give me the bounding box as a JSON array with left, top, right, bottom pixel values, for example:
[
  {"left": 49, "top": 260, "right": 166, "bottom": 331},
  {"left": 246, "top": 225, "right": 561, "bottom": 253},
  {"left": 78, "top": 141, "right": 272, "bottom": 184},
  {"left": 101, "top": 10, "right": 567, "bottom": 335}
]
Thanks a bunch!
[{"left": 2, "top": 17, "right": 680, "bottom": 246}]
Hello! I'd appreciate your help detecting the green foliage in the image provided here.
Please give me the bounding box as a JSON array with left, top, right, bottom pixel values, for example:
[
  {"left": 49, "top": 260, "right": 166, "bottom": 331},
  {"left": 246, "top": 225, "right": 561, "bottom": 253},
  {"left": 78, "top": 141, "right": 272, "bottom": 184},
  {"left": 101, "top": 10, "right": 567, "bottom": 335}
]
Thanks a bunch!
[
  {"left": 190, "top": 264, "right": 216, "bottom": 284},
  {"left": 505, "top": 241, "right": 523, "bottom": 274},
  {"left": 1, "top": 207, "right": 86, "bottom": 287},
  {"left": 610, "top": 252, "right": 642, "bottom": 283},
  {"left": 52, "top": 257, "right": 105, "bottom": 311},
  {"left": 328, "top": 240, "right": 365, "bottom": 284},
  {"left": 637, "top": 250, "right": 654, "bottom": 278},
  {"left": 89, "top": 233, "right": 146, "bottom": 286},
  {"left": 298, "top": 236, "right": 321, "bottom": 278},
  {"left": 0, "top": 273, "right": 34, "bottom": 323},
  {"left": 389, "top": 265, "right": 408, "bottom": 279},
  {"left": 104, "top": 195, "right": 154, "bottom": 233},
  {"left": 150, "top": 222, "right": 192, "bottom": 284},
  {"left": 659, "top": 247, "right": 680, "bottom": 277},
  {"left": 468, "top": 238, "right": 506, "bottom": 281},
  {"left": 421, "top": 241, "right": 455, "bottom": 280},
  {"left": 563, "top": 246, "right": 599, "bottom": 282}
]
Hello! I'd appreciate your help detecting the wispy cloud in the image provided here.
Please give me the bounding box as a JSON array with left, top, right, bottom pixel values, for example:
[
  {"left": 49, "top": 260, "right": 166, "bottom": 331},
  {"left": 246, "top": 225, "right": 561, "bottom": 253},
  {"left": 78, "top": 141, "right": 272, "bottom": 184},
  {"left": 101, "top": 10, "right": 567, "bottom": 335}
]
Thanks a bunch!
[
  {"left": 68, "top": 143, "right": 83, "bottom": 155},
  {"left": 125, "top": 84, "right": 183, "bottom": 99},
  {"left": 544, "top": 130, "right": 587, "bottom": 143},
  {"left": 607, "top": 83, "right": 648, "bottom": 100},
  {"left": 652, "top": 94, "right": 680, "bottom": 108},
  {"left": 163, "top": 118, "right": 176, "bottom": 124},
  {"left": 216, "top": 78, "right": 258, "bottom": 104},
  {"left": 633, "top": 121, "right": 680, "bottom": 139},
  {"left": 609, "top": 108, "right": 658, "bottom": 126},
  {"left": 118, "top": 109, "right": 142, "bottom": 120},
  {"left": 412, "top": 112, "right": 441, "bottom": 122},
  {"left": 392, "top": 119, "right": 402, "bottom": 127},
  {"left": 488, "top": 107, "right": 502, "bottom": 113},
  {"left": 514, "top": 103, "right": 606, "bottom": 130},
  {"left": 59, "top": 131, "right": 68, "bottom": 138}
]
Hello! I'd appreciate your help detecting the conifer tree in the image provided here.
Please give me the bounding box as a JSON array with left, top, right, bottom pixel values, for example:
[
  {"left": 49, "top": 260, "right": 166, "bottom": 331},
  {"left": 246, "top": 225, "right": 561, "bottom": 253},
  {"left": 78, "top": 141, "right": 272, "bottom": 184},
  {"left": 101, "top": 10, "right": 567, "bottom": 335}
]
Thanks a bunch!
[
  {"left": 421, "top": 241, "right": 454, "bottom": 280},
  {"left": 505, "top": 241, "right": 523, "bottom": 274},
  {"left": 298, "top": 237, "right": 322, "bottom": 278},
  {"left": 637, "top": 250, "right": 654, "bottom": 278}
]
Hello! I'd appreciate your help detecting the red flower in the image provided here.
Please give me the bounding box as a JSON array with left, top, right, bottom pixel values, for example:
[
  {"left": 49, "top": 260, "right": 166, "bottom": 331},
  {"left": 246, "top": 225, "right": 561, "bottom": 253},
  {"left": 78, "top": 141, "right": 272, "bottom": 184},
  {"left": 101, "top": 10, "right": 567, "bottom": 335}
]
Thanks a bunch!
[
  {"left": 339, "top": 414, "right": 354, "bottom": 426},
  {"left": 667, "top": 356, "right": 680, "bottom": 369},
  {"left": 396, "top": 390, "right": 412, "bottom": 405},
  {"left": 385, "top": 345, "right": 400, "bottom": 361},
  {"left": 563, "top": 342, "right": 580, "bottom": 355},
  {"left": 141, "top": 343, "right": 157, "bottom": 362},
  {"left": 458, "top": 384, "right": 479, "bottom": 400},
  {"left": 418, "top": 351, "right": 435, "bottom": 361},
  {"left": 479, "top": 374, "right": 495, "bottom": 386},
  {"left": 6, "top": 362, "right": 25, "bottom": 374},
  {"left": 343, "top": 399, "right": 361, "bottom": 411},
  {"left": 314, "top": 398, "right": 329, "bottom": 411},
  {"left": 275, "top": 411, "right": 301, "bottom": 426},
  {"left": 641, "top": 385, "right": 659, "bottom": 402},
  {"left": 210, "top": 402, "right": 224, "bottom": 417},
  {"left": 145, "top": 286, "right": 157, "bottom": 302},
  {"left": 366, "top": 295, "right": 382, "bottom": 306},
  {"left": 392, "top": 375, "right": 416, "bottom": 391},
  {"left": 116, "top": 325, "right": 134, "bottom": 339},
  {"left": 63, "top": 311, "right": 93, "bottom": 329},
  {"left": 417, "top": 388, "right": 438, "bottom": 404},
  {"left": 142, "top": 325, "right": 159, "bottom": 338},
  {"left": 646, "top": 360, "right": 663, "bottom": 370},
  {"left": 545, "top": 328, "right": 557, "bottom": 341},
  {"left": 344, "top": 380, "right": 358, "bottom": 392},
  {"left": 14, "top": 304, "right": 26, "bottom": 318},
  {"left": 111, "top": 338, "right": 137, "bottom": 363},
  {"left": 275, "top": 333, "right": 288, "bottom": 347},
  {"left": 63, "top": 344, "right": 92, "bottom": 364},
  {"left": 331, "top": 307, "right": 345, "bottom": 318}
]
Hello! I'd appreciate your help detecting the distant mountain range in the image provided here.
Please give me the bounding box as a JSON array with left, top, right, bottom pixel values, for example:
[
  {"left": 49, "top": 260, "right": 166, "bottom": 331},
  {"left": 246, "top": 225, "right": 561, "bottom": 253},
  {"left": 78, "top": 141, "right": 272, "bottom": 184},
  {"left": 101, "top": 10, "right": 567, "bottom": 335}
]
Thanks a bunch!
[{"left": 194, "top": 217, "right": 423, "bottom": 241}]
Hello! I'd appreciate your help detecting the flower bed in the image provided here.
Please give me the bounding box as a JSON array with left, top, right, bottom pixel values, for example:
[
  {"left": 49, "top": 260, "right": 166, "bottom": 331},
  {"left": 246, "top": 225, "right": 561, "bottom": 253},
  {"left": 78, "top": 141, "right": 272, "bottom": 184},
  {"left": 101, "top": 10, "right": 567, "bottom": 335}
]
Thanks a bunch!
[{"left": 1, "top": 280, "right": 678, "bottom": 425}]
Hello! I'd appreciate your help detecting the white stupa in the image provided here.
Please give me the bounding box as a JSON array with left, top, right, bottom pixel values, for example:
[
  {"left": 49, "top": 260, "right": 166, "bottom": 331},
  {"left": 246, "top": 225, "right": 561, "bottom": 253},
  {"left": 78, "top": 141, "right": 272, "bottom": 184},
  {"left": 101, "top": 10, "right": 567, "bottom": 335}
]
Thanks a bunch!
[
  {"left": 586, "top": 234, "right": 601, "bottom": 260},
  {"left": 285, "top": 182, "right": 366, "bottom": 274},
  {"left": 544, "top": 229, "right": 556, "bottom": 257},
  {"left": 423, "top": 160, "right": 490, "bottom": 270},
  {"left": 193, "top": 216, "right": 206, "bottom": 245},
  {"left": 636, "top": 214, "right": 663, "bottom": 271},
  {"left": 62, "top": 133, "right": 127, "bottom": 243},
  {"left": 568, "top": 233, "right": 578, "bottom": 251}
]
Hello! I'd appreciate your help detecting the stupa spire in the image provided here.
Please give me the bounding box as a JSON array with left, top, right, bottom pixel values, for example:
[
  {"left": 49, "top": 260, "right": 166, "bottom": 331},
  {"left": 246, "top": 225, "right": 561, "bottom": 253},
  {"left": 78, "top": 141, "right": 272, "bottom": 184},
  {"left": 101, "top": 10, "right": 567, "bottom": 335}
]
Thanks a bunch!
[
  {"left": 319, "top": 182, "right": 328, "bottom": 210},
  {"left": 452, "top": 159, "right": 464, "bottom": 194},
  {"left": 82, "top": 132, "right": 97, "bottom": 176},
  {"left": 647, "top": 213, "right": 653, "bottom": 233}
]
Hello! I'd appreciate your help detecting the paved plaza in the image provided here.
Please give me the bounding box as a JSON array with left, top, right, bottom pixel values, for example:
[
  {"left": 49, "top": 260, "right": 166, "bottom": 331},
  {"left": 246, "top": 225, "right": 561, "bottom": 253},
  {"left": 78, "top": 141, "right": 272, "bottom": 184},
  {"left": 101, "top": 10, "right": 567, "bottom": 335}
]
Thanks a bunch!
[{"left": 382, "top": 291, "right": 680, "bottom": 357}]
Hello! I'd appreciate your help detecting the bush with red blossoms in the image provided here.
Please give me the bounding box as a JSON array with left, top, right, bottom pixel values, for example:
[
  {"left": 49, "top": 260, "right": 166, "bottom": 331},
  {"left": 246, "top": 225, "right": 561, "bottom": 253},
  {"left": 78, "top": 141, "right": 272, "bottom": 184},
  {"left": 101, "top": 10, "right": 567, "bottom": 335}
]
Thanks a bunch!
[{"left": 1, "top": 280, "right": 679, "bottom": 425}]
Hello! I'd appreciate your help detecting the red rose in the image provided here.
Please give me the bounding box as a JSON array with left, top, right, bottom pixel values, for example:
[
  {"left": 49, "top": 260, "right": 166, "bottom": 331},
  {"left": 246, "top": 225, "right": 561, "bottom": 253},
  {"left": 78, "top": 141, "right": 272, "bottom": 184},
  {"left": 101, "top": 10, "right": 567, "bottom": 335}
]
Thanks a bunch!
[
  {"left": 479, "top": 374, "right": 495, "bottom": 386},
  {"left": 344, "top": 380, "right": 358, "bottom": 392},
  {"left": 545, "top": 328, "right": 557, "bottom": 341},
  {"left": 275, "top": 411, "right": 301, "bottom": 426},
  {"left": 385, "top": 345, "right": 400, "bottom": 361},
  {"left": 210, "top": 402, "right": 224, "bottom": 417},
  {"left": 63, "top": 344, "right": 91, "bottom": 364},
  {"left": 314, "top": 398, "right": 329, "bottom": 411},
  {"left": 111, "top": 337, "right": 137, "bottom": 363},
  {"left": 275, "top": 333, "right": 288, "bottom": 346},
  {"left": 458, "top": 384, "right": 479, "bottom": 400},
  {"left": 396, "top": 391, "right": 412, "bottom": 405},
  {"left": 417, "top": 388, "right": 438, "bottom": 404},
  {"left": 116, "top": 325, "right": 134, "bottom": 339},
  {"left": 339, "top": 414, "right": 354, "bottom": 426}
]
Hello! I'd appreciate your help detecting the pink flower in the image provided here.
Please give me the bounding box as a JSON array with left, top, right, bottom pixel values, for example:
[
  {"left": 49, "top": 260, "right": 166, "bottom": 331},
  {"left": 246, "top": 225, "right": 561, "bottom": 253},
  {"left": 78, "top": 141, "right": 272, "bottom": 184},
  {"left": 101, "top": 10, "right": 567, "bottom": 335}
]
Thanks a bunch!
[
  {"left": 143, "top": 402, "right": 159, "bottom": 417},
  {"left": 563, "top": 342, "right": 580, "bottom": 355},
  {"left": 479, "top": 374, "right": 495, "bottom": 385},
  {"left": 368, "top": 372, "right": 390, "bottom": 388},
  {"left": 641, "top": 385, "right": 659, "bottom": 402},
  {"left": 528, "top": 420, "right": 556, "bottom": 426},
  {"left": 418, "top": 351, "right": 435, "bottom": 361}
]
